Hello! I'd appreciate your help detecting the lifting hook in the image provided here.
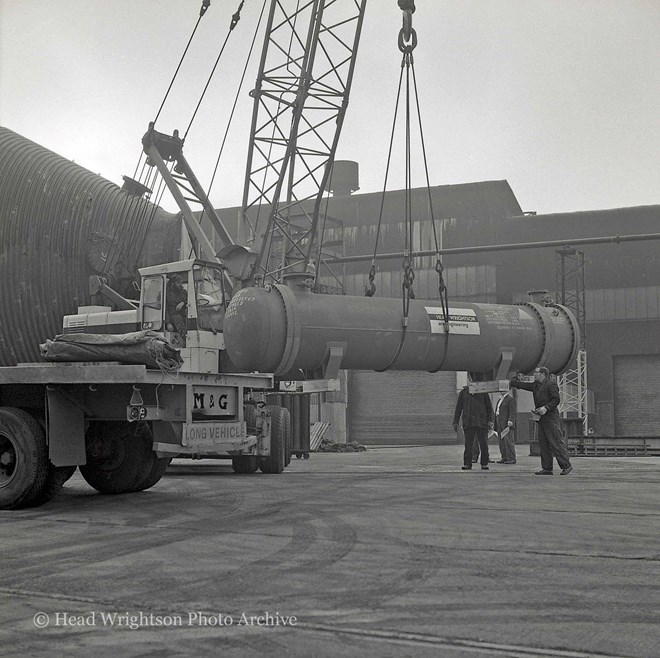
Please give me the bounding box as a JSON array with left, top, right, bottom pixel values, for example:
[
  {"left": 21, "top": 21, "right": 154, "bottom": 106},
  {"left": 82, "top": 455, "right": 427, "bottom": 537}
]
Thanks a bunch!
[{"left": 398, "top": 0, "right": 417, "bottom": 50}]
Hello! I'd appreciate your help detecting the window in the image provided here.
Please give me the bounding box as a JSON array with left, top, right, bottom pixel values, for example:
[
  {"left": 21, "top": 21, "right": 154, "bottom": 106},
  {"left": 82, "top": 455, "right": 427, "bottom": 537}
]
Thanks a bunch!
[
  {"left": 141, "top": 276, "right": 164, "bottom": 331},
  {"left": 193, "top": 265, "right": 225, "bottom": 333}
]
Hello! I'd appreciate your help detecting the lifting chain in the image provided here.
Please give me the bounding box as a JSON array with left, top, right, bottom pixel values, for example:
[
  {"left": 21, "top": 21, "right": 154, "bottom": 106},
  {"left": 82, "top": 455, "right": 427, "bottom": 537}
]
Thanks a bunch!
[
  {"left": 365, "top": 262, "right": 377, "bottom": 297},
  {"left": 402, "top": 254, "right": 416, "bottom": 303},
  {"left": 435, "top": 258, "right": 445, "bottom": 295},
  {"left": 435, "top": 258, "right": 449, "bottom": 329}
]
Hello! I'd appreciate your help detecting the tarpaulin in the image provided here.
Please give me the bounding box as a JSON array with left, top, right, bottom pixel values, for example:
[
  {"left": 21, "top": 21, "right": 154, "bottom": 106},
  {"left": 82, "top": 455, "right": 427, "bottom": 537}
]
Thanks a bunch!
[{"left": 40, "top": 331, "right": 183, "bottom": 372}]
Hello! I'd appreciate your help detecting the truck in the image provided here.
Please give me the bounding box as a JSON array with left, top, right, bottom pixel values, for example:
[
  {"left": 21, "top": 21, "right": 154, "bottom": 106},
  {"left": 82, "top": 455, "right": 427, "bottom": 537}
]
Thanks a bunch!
[{"left": 0, "top": 248, "right": 295, "bottom": 509}]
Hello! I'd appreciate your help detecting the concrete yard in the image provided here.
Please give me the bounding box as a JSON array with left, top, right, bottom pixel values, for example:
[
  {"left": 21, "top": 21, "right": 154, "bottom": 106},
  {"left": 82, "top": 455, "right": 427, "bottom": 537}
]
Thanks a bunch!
[{"left": 1, "top": 445, "right": 658, "bottom": 657}]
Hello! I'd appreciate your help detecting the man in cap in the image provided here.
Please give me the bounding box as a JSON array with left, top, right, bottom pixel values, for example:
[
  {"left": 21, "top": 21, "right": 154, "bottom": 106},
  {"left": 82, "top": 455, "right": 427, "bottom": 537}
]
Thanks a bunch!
[{"left": 511, "top": 367, "right": 573, "bottom": 475}]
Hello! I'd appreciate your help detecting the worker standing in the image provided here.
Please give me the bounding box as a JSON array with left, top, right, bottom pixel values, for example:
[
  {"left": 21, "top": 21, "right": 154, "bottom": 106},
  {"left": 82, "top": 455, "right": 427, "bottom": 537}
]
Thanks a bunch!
[
  {"left": 453, "top": 380, "right": 495, "bottom": 471},
  {"left": 495, "top": 388, "right": 517, "bottom": 464},
  {"left": 510, "top": 367, "right": 573, "bottom": 475}
]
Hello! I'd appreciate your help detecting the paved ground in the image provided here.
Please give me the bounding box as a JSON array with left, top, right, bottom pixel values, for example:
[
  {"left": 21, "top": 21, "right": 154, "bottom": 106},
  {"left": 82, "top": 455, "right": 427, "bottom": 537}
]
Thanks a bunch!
[{"left": 1, "top": 445, "right": 658, "bottom": 657}]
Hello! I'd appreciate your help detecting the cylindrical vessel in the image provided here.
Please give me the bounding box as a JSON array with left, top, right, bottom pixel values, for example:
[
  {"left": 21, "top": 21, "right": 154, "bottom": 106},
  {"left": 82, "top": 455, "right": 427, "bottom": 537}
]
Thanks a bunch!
[
  {"left": 0, "top": 127, "right": 181, "bottom": 365},
  {"left": 224, "top": 281, "right": 579, "bottom": 377}
]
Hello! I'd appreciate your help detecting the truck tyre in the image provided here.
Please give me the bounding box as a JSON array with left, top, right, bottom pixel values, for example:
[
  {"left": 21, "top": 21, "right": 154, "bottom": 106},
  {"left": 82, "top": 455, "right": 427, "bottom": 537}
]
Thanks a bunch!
[
  {"left": 232, "top": 456, "right": 259, "bottom": 474},
  {"left": 232, "top": 405, "right": 260, "bottom": 473},
  {"left": 28, "top": 464, "right": 77, "bottom": 507},
  {"left": 132, "top": 424, "right": 170, "bottom": 492},
  {"left": 282, "top": 407, "right": 292, "bottom": 467},
  {"left": 244, "top": 404, "right": 258, "bottom": 432},
  {"left": 80, "top": 421, "right": 152, "bottom": 494},
  {"left": 260, "top": 406, "right": 285, "bottom": 474},
  {"left": 134, "top": 455, "right": 170, "bottom": 491},
  {"left": 0, "top": 408, "right": 49, "bottom": 510}
]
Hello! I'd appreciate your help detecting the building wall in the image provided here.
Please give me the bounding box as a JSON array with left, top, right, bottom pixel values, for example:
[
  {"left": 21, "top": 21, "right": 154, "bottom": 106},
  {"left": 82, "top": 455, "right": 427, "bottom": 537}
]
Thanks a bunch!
[
  {"left": 612, "top": 354, "right": 660, "bottom": 436},
  {"left": 583, "top": 320, "right": 660, "bottom": 434},
  {"left": 347, "top": 370, "right": 458, "bottom": 445}
]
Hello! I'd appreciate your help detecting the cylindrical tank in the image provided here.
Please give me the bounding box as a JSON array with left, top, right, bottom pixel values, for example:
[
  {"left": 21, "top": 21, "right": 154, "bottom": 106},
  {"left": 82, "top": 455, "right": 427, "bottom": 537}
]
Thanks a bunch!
[
  {"left": 224, "top": 279, "right": 579, "bottom": 377},
  {"left": 0, "top": 127, "right": 181, "bottom": 365},
  {"left": 325, "top": 160, "right": 359, "bottom": 196}
]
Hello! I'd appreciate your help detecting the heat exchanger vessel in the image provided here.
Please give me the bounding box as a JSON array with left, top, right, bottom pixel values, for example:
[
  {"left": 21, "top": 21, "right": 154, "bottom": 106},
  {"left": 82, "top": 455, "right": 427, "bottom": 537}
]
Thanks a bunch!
[{"left": 223, "top": 278, "right": 579, "bottom": 377}]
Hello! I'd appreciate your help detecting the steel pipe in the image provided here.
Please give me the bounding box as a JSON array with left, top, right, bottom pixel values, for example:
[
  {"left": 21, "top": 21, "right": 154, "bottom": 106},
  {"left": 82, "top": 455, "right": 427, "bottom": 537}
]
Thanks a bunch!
[{"left": 325, "top": 232, "right": 660, "bottom": 264}]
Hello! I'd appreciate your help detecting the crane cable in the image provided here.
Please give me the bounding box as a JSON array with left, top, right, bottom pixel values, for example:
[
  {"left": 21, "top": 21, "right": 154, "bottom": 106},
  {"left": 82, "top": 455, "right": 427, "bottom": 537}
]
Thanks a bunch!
[
  {"left": 375, "top": 20, "right": 415, "bottom": 372},
  {"left": 365, "top": 62, "right": 405, "bottom": 298},
  {"left": 154, "top": 0, "right": 212, "bottom": 125},
  {"left": 184, "top": 1, "right": 245, "bottom": 140},
  {"left": 101, "top": 0, "right": 212, "bottom": 281},
  {"left": 373, "top": 1, "right": 451, "bottom": 372},
  {"left": 204, "top": 0, "right": 267, "bottom": 201},
  {"left": 192, "top": 0, "right": 268, "bottom": 255},
  {"left": 103, "top": 1, "right": 248, "bottom": 294},
  {"left": 412, "top": 60, "right": 452, "bottom": 372}
]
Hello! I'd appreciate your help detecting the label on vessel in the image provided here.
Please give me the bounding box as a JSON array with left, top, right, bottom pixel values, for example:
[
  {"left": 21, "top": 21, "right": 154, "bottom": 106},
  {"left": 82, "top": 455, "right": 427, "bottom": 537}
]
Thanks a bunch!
[{"left": 425, "top": 307, "right": 480, "bottom": 335}]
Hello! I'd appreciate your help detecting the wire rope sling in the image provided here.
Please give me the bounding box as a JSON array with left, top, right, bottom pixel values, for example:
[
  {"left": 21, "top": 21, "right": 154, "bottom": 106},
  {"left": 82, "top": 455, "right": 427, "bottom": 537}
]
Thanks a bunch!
[{"left": 366, "top": 1, "right": 451, "bottom": 372}]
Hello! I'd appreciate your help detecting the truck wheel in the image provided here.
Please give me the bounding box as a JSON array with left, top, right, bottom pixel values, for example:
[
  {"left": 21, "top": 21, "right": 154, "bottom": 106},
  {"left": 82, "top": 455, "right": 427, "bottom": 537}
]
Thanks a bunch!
[
  {"left": 134, "top": 455, "right": 170, "bottom": 491},
  {"left": 0, "top": 408, "right": 49, "bottom": 510},
  {"left": 282, "top": 407, "right": 291, "bottom": 467},
  {"left": 28, "top": 464, "right": 77, "bottom": 507},
  {"left": 132, "top": 424, "right": 170, "bottom": 492},
  {"left": 237, "top": 405, "right": 263, "bottom": 472},
  {"left": 244, "top": 404, "right": 258, "bottom": 432},
  {"left": 260, "top": 406, "right": 285, "bottom": 474},
  {"left": 232, "top": 456, "right": 259, "bottom": 474},
  {"left": 80, "top": 421, "right": 151, "bottom": 494}
]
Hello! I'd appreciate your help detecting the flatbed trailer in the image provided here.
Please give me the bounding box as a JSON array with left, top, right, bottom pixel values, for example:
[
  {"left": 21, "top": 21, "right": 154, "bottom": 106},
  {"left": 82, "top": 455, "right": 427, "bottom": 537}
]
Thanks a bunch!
[{"left": 0, "top": 362, "right": 290, "bottom": 510}]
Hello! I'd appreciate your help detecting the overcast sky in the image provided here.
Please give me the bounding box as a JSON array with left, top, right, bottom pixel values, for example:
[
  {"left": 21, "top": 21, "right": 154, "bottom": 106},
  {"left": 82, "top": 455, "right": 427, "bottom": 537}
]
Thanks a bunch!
[{"left": 1, "top": 0, "right": 658, "bottom": 215}]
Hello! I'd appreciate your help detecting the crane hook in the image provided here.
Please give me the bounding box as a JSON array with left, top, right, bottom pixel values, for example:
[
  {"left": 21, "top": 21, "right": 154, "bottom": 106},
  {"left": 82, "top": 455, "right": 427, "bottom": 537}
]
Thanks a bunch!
[{"left": 398, "top": 0, "right": 416, "bottom": 45}]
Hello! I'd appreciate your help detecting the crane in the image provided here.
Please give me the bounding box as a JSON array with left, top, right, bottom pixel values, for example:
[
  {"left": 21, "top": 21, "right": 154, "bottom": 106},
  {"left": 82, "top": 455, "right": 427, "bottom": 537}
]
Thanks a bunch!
[
  {"left": 140, "top": 0, "right": 369, "bottom": 289},
  {"left": 240, "top": 0, "right": 367, "bottom": 285}
]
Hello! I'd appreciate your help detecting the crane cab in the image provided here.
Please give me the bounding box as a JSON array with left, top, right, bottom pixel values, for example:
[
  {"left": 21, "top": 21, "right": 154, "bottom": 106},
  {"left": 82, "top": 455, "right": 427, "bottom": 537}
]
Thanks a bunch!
[{"left": 139, "top": 259, "right": 227, "bottom": 373}]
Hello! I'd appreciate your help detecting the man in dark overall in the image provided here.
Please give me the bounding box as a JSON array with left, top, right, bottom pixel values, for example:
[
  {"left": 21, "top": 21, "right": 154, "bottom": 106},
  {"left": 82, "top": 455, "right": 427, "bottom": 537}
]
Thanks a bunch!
[
  {"left": 495, "top": 388, "right": 517, "bottom": 464},
  {"left": 166, "top": 274, "right": 188, "bottom": 335},
  {"left": 453, "top": 384, "right": 494, "bottom": 471},
  {"left": 511, "top": 367, "right": 573, "bottom": 475}
]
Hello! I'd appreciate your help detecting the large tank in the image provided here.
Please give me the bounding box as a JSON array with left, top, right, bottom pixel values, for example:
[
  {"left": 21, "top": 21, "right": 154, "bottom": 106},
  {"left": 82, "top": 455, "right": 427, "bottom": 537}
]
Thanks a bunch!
[
  {"left": 224, "top": 277, "right": 579, "bottom": 377},
  {"left": 0, "top": 127, "right": 181, "bottom": 365}
]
